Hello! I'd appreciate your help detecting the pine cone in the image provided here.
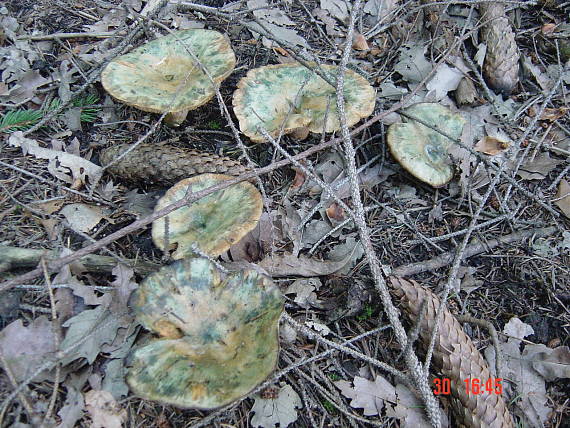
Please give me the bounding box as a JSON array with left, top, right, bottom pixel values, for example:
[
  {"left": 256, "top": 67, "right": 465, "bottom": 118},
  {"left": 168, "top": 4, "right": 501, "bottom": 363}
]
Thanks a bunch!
[
  {"left": 99, "top": 143, "right": 249, "bottom": 186},
  {"left": 390, "top": 277, "right": 514, "bottom": 428},
  {"left": 479, "top": 3, "right": 519, "bottom": 94}
]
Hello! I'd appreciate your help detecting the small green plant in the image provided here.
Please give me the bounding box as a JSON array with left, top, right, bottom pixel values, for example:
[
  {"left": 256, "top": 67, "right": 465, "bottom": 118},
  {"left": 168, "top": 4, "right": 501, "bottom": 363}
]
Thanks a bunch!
[
  {"left": 328, "top": 373, "right": 341, "bottom": 381},
  {"left": 207, "top": 119, "right": 221, "bottom": 130},
  {"left": 322, "top": 400, "right": 336, "bottom": 413},
  {"left": 0, "top": 94, "right": 100, "bottom": 133},
  {"left": 357, "top": 304, "right": 375, "bottom": 321}
]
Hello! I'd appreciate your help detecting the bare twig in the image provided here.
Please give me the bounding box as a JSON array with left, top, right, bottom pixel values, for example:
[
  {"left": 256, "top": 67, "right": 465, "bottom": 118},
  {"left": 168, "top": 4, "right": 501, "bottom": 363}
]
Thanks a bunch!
[{"left": 392, "top": 226, "right": 556, "bottom": 277}]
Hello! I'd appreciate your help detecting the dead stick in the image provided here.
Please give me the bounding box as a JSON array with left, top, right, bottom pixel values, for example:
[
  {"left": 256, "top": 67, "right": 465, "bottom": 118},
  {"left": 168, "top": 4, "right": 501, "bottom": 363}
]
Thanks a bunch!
[
  {"left": 392, "top": 226, "right": 556, "bottom": 277},
  {"left": 17, "top": 31, "right": 116, "bottom": 41},
  {"left": 0, "top": 246, "right": 160, "bottom": 276}
]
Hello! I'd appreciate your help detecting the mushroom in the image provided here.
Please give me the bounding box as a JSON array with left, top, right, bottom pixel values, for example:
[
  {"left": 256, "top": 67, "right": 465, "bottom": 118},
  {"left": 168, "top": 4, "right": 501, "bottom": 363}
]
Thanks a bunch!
[
  {"left": 151, "top": 174, "right": 263, "bottom": 259},
  {"left": 127, "top": 257, "right": 283, "bottom": 409},
  {"left": 387, "top": 103, "right": 465, "bottom": 187},
  {"left": 101, "top": 29, "right": 236, "bottom": 126},
  {"left": 232, "top": 63, "right": 375, "bottom": 142}
]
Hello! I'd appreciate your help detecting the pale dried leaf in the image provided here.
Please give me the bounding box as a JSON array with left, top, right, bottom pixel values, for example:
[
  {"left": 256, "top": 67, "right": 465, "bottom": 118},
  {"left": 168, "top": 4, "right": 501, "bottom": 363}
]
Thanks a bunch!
[
  {"left": 248, "top": 21, "right": 308, "bottom": 48},
  {"left": 56, "top": 385, "right": 84, "bottom": 428},
  {"left": 524, "top": 344, "right": 570, "bottom": 381},
  {"left": 320, "top": 0, "right": 349, "bottom": 22},
  {"left": 0, "top": 69, "right": 49, "bottom": 104},
  {"left": 305, "top": 320, "right": 331, "bottom": 336},
  {"left": 555, "top": 179, "right": 570, "bottom": 218},
  {"left": 363, "top": 0, "right": 397, "bottom": 21},
  {"left": 60, "top": 203, "right": 108, "bottom": 233},
  {"left": 248, "top": 0, "right": 295, "bottom": 26},
  {"left": 388, "top": 383, "right": 436, "bottom": 427},
  {"left": 53, "top": 264, "right": 106, "bottom": 306},
  {"left": 8, "top": 132, "right": 102, "bottom": 186},
  {"left": 503, "top": 317, "right": 534, "bottom": 340},
  {"left": 110, "top": 264, "right": 138, "bottom": 307},
  {"left": 515, "top": 152, "right": 561, "bottom": 180},
  {"left": 301, "top": 220, "right": 332, "bottom": 248},
  {"left": 101, "top": 359, "right": 129, "bottom": 399},
  {"left": 335, "top": 375, "right": 396, "bottom": 416},
  {"left": 426, "top": 63, "right": 464, "bottom": 100},
  {"left": 0, "top": 316, "right": 57, "bottom": 382},
  {"left": 122, "top": 189, "right": 157, "bottom": 218},
  {"left": 84, "top": 390, "right": 126, "bottom": 428},
  {"left": 394, "top": 44, "right": 432, "bottom": 83},
  {"left": 258, "top": 247, "right": 356, "bottom": 277},
  {"left": 285, "top": 278, "right": 322, "bottom": 308},
  {"left": 312, "top": 8, "right": 340, "bottom": 36},
  {"left": 327, "top": 237, "right": 364, "bottom": 274},
  {"left": 494, "top": 339, "right": 550, "bottom": 427},
  {"left": 251, "top": 384, "right": 302, "bottom": 428},
  {"left": 60, "top": 300, "right": 121, "bottom": 365}
]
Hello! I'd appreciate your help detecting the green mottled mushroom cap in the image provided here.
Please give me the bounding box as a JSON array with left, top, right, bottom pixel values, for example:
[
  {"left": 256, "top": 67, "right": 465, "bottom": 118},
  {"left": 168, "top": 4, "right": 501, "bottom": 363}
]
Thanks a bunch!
[
  {"left": 152, "top": 174, "right": 263, "bottom": 259},
  {"left": 101, "top": 30, "right": 235, "bottom": 125},
  {"left": 233, "top": 64, "right": 375, "bottom": 142},
  {"left": 387, "top": 103, "right": 465, "bottom": 187},
  {"left": 127, "top": 258, "right": 284, "bottom": 409}
]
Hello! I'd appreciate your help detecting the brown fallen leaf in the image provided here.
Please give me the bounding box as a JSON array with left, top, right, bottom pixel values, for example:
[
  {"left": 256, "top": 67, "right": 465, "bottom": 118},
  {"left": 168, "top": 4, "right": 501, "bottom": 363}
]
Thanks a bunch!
[
  {"left": 258, "top": 246, "right": 357, "bottom": 277},
  {"left": 555, "top": 179, "right": 570, "bottom": 218},
  {"left": 326, "top": 202, "right": 345, "bottom": 223},
  {"left": 0, "top": 316, "right": 58, "bottom": 382},
  {"left": 60, "top": 203, "right": 110, "bottom": 233},
  {"left": 540, "top": 107, "right": 568, "bottom": 121},
  {"left": 352, "top": 32, "right": 369, "bottom": 50},
  {"left": 474, "top": 136, "right": 510, "bottom": 155},
  {"left": 290, "top": 165, "right": 307, "bottom": 191},
  {"left": 515, "top": 151, "right": 561, "bottom": 180},
  {"left": 289, "top": 126, "right": 310, "bottom": 140},
  {"left": 272, "top": 46, "right": 289, "bottom": 56},
  {"left": 524, "top": 344, "right": 570, "bottom": 381}
]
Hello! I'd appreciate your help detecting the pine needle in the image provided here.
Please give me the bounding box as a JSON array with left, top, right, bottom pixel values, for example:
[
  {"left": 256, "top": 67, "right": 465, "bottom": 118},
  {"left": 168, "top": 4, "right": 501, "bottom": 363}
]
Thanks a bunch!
[{"left": 0, "top": 95, "right": 101, "bottom": 133}]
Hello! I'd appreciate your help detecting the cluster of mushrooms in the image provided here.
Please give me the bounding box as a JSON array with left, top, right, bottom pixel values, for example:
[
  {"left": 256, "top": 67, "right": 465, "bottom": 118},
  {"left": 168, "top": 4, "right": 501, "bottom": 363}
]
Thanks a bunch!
[{"left": 100, "top": 29, "right": 465, "bottom": 409}]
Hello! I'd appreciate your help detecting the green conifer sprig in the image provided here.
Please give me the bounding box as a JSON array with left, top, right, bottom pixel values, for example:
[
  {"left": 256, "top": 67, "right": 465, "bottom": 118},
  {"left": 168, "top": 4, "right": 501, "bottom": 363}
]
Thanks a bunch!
[{"left": 0, "top": 95, "right": 101, "bottom": 133}]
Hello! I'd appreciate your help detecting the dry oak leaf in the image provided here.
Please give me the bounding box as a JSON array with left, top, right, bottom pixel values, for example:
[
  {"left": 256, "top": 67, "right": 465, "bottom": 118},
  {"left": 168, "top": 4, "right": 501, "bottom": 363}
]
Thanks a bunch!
[
  {"left": 250, "top": 384, "right": 302, "bottom": 428},
  {"left": 8, "top": 131, "right": 102, "bottom": 186},
  {"left": 84, "top": 390, "right": 126, "bottom": 428},
  {"left": 334, "top": 375, "right": 396, "bottom": 416},
  {"left": 515, "top": 151, "right": 561, "bottom": 181},
  {"left": 258, "top": 246, "right": 357, "bottom": 277},
  {"left": 523, "top": 344, "right": 570, "bottom": 381},
  {"left": 555, "top": 179, "right": 570, "bottom": 218},
  {"left": 352, "top": 32, "right": 369, "bottom": 50},
  {"left": 474, "top": 136, "right": 510, "bottom": 155},
  {"left": 0, "top": 316, "right": 58, "bottom": 382}
]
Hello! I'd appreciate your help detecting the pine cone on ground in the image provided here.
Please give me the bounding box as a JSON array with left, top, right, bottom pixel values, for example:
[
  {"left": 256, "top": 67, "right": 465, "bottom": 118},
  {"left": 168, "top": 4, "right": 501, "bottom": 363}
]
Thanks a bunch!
[
  {"left": 390, "top": 277, "right": 514, "bottom": 428},
  {"left": 99, "top": 143, "right": 249, "bottom": 186},
  {"left": 479, "top": 3, "right": 520, "bottom": 94}
]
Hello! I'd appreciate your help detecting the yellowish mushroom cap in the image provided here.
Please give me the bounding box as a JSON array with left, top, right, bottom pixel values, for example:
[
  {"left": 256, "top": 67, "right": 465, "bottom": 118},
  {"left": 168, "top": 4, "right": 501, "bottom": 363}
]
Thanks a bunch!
[
  {"left": 387, "top": 103, "right": 465, "bottom": 187},
  {"left": 101, "top": 30, "right": 235, "bottom": 125},
  {"left": 127, "top": 257, "right": 283, "bottom": 409},
  {"left": 232, "top": 64, "right": 376, "bottom": 142},
  {"left": 151, "top": 174, "right": 263, "bottom": 259}
]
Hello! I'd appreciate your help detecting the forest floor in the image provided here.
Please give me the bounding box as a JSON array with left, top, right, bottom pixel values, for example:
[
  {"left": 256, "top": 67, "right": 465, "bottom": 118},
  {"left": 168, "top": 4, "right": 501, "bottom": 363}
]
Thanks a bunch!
[{"left": 0, "top": 0, "right": 569, "bottom": 427}]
